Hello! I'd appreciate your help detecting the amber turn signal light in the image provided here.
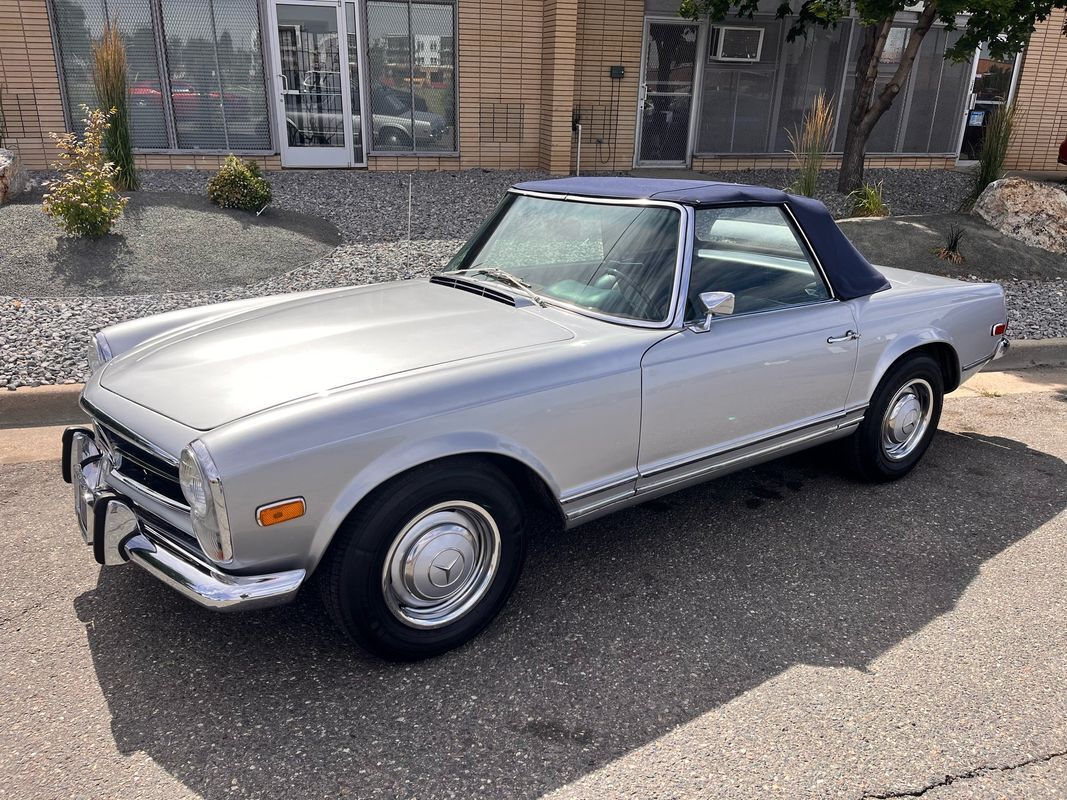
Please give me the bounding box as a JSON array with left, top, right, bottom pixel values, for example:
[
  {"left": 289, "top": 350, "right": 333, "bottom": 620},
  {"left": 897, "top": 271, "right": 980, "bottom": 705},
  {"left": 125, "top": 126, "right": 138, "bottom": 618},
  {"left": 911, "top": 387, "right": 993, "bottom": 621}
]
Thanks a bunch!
[{"left": 256, "top": 497, "right": 306, "bottom": 527}]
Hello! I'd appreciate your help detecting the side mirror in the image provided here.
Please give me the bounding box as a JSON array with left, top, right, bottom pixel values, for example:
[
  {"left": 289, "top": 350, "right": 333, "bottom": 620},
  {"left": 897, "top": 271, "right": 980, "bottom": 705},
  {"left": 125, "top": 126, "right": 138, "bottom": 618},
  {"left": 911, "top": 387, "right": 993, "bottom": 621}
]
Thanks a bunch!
[{"left": 689, "top": 291, "right": 735, "bottom": 332}]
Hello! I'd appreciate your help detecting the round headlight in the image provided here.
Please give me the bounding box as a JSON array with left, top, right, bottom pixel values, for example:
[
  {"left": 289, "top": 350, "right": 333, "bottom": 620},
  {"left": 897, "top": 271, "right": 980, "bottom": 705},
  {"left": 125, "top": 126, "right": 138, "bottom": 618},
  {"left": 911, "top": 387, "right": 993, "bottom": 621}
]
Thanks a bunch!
[
  {"left": 88, "top": 332, "right": 113, "bottom": 376},
  {"left": 178, "top": 440, "right": 233, "bottom": 563},
  {"left": 179, "top": 448, "right": 209, "bottom": 518}
]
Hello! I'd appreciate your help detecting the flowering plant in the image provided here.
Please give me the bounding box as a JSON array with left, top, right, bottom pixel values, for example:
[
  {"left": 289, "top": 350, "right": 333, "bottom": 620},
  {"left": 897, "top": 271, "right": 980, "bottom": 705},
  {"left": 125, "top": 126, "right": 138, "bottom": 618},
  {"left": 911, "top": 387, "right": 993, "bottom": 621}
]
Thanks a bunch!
[{"left": 42, "top": 106, "right": 129, "bottom": 238}]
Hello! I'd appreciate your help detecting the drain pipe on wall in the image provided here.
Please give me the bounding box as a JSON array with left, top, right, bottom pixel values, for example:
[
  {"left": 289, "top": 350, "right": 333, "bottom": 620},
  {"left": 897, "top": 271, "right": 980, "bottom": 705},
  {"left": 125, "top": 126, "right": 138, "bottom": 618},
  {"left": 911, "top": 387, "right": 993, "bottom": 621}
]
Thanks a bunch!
[{"left": 572, "top": 110, "right": 582, "bottom": 176}]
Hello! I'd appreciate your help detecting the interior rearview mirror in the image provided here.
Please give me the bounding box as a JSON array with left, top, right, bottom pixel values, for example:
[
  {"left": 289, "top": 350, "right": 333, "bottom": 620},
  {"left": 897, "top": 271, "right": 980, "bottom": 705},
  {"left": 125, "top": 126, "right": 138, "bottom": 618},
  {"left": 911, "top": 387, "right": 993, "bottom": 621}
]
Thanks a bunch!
[{"left": 689, "top": 291, "right": 735, "bottom": 332}]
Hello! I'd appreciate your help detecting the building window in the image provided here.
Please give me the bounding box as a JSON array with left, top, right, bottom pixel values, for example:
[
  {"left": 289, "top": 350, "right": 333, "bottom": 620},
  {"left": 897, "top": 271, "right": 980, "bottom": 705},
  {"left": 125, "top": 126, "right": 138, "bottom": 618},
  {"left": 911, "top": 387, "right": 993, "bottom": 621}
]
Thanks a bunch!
[
  {"left": 695, "top": 17, "right": 972, "bottom": 156},
  {"left": 366, "top": 0, "right": 456, "bottom": 152},
  {"left": 51, "top": 0, "right": 271, "bottom": 152}
]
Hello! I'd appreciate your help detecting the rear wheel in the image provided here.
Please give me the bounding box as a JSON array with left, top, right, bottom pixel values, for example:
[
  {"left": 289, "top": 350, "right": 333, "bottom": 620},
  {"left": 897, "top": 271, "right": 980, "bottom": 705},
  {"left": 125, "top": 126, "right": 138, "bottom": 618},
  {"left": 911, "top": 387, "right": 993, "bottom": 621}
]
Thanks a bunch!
[
  {"left": 320, "top": 458, "right": 526, "bottom": 660},
  {"left": 848, "top": 353, "right": 944, "bottom": 482}
]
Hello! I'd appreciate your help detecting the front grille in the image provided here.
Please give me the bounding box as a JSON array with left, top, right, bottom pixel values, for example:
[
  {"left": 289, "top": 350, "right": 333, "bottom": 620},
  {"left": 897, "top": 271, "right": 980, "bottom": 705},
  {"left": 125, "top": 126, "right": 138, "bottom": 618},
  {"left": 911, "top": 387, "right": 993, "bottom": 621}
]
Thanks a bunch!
[
  {"left": 97, "top": 423, "right": 187, "bottom": 507},
  {"left": 137, "top": 505, "right": 203, "bottom": 557}
]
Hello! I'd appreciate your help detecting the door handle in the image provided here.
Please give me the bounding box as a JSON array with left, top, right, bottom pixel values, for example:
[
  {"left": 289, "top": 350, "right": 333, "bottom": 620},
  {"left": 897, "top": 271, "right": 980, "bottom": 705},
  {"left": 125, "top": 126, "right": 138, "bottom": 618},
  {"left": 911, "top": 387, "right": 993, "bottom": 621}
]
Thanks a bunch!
[{"left": 827, "top": 330, "right": 860, "bottom": 344}]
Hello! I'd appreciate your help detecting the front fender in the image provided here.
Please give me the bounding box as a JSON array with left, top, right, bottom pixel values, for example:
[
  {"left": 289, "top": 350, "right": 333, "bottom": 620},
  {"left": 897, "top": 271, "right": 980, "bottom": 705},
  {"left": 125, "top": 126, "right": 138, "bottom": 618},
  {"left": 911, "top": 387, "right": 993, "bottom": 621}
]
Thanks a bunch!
[{"left": 306, "top": 431, "right": 562, "bottom": 573}]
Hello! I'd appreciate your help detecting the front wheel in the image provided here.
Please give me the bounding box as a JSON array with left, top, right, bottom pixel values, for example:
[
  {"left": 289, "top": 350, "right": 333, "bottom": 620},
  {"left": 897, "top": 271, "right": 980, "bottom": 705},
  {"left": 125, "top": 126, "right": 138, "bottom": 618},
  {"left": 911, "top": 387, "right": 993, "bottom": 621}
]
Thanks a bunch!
[
  {"left": 319, "top": 459, "right": 527, "bottom": 660},
  {"left": 848, "top": 353, "right": 944, "bottom": 482}
]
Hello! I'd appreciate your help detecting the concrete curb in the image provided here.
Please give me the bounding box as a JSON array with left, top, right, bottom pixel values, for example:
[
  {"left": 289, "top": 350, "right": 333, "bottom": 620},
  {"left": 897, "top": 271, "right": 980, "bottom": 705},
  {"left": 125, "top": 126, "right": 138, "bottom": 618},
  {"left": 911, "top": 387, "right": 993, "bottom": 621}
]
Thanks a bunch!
[
  {"left": 1, "top": 338, "right": 1066, "bottom": 429},
  {"left": 0, "top": 384, "right": 86, "bottom": 429},
  {"left": 997, "top": 338, "right": 1067, "bottom": 371}
]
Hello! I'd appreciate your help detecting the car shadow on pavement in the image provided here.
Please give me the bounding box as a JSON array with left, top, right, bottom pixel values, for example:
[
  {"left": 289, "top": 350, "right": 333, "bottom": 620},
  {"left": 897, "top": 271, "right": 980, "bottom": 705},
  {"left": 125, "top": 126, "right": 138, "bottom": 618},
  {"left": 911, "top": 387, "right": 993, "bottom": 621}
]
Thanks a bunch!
[{"left": 73, "top": 430, "right": 1067, "bottom": 800}]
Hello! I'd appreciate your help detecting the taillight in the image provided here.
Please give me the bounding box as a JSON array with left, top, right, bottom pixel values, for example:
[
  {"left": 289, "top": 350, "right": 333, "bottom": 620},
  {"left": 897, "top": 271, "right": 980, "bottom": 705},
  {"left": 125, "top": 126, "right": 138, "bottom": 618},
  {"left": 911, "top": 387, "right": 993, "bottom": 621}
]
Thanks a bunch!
[{"left": 991, "top": 322, "right": 1007, "bottom": 336}]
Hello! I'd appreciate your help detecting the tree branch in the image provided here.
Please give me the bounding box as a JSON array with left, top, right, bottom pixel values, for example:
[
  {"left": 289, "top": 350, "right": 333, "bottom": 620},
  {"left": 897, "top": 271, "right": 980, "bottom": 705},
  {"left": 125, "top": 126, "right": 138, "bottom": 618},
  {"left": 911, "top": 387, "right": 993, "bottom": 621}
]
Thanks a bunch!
[{"left": 862, "top": 3, "right": 939, "bottom": 130}]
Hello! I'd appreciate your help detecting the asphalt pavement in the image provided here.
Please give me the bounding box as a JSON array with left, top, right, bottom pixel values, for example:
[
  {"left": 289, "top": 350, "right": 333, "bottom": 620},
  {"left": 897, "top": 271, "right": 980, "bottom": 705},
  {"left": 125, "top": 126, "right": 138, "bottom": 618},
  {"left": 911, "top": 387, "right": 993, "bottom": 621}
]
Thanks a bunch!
[{"left": 1, "top": 377, "right": 1065, "bottom": 799}]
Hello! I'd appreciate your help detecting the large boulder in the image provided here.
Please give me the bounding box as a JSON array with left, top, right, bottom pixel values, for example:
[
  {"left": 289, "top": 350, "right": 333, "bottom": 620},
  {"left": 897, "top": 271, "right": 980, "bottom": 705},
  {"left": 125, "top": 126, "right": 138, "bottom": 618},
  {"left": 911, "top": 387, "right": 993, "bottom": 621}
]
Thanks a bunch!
[
  {"left": 0, "top": 148, "right": 27, "bottom": 204},
  {"left": 973, "top": 177, "right": 1067, "bottom": 254}
]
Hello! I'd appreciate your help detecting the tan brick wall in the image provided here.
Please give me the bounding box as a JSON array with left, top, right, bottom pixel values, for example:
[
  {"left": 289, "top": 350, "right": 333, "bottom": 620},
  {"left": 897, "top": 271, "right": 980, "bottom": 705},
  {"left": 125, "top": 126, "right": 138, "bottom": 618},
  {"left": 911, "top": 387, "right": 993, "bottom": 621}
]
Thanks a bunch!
[
  {"left": 691, "top": 154, "right": 959, "bottom": 172},
  {"left": 0, "top": 0, "right": 66, "bottom": 169},
  {"left": 572, "top": 0, "right": 643, "bottom": 172},
  {"left": 456, "top": 0, "right": 545, "bottom": 169},
  {"left": 538, "top": 0, "right": 579, "bottom": 172},
  {"left": 1005, "top": 9, "right": 1067, "bottom": 173},
  {"left": 133, "top": 153, "right": 282, "bottom": 171}
]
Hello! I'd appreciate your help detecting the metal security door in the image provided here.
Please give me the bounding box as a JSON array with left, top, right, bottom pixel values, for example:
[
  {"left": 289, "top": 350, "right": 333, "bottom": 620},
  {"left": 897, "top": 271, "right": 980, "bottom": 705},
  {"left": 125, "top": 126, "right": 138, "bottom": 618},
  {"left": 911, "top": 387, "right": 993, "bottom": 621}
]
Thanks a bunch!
[
  {"left": 270, "top": 1, "right": 354, "bottom": 167},
  {"left": 636, "top": 21, "right": 699, "bottom": 166}
]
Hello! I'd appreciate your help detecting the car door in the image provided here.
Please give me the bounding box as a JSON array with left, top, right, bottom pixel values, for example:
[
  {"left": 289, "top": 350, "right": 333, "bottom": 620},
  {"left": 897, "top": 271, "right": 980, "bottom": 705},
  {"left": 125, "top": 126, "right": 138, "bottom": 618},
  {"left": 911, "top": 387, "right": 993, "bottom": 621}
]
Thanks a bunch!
[{"left": 638, "top": 204, "right": 860, "bottom": 487}]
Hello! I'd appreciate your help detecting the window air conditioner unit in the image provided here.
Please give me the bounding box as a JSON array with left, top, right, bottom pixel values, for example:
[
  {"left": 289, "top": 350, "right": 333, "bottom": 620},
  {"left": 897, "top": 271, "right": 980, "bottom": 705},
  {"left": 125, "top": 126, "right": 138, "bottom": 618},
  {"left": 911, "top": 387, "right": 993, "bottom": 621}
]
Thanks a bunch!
[{"left": 709, "top": 26, "right": 764, "bottom": 63}]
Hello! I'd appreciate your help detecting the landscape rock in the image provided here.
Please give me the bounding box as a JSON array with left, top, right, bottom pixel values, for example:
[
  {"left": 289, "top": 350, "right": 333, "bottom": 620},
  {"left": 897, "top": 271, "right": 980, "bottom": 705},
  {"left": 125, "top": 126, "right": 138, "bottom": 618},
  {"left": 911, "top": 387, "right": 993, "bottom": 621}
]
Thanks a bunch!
[
  {"left": 973, "top": 177, "right": 1067, "bottom": 254},
  {"left": 0, "top": 148, "right": 27, "bottom": 204}
]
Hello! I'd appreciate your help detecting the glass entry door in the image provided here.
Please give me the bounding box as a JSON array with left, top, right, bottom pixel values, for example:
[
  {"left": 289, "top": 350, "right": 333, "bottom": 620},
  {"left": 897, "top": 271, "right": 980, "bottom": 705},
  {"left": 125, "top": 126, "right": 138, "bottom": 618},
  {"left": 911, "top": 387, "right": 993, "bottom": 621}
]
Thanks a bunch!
[
  {"left": 270, "top": 1, "right": 363, "bottom": 167},
  {"left": 958, "top": 45, "right": 1019, "bottom": 162},
  {"left": 636, "top": 21, "right": 699, "bottom": 166}
]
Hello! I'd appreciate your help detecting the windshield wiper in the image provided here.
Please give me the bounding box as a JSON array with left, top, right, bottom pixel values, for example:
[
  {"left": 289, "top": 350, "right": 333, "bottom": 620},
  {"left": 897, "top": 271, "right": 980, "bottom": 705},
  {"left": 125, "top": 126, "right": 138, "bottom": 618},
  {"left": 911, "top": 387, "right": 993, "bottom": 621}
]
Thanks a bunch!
[{"left": 460, "top": 266, "right": 546, "bottom": 307}]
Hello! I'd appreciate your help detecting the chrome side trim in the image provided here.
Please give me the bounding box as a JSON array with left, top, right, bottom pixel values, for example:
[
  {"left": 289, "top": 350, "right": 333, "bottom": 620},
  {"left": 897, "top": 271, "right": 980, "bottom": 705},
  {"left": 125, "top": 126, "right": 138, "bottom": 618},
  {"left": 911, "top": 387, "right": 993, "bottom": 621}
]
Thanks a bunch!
[
  {"left": 563, "top": 408, "right": 866, "bottom": 524},
  {"left": 963, "top": 338, "right": 1009, "bottom": 372},
  {"left": 640, "top": 407, "right": 867, "bottom": 480},
  {"left": 638, "top": 415, "right": 862, "bottom": 495},
  {"left": 559, "top": 473, "right": 639, "bottom": 504},
  {"left": 81, "top": 397, "right": 180, "bottom": 467}
]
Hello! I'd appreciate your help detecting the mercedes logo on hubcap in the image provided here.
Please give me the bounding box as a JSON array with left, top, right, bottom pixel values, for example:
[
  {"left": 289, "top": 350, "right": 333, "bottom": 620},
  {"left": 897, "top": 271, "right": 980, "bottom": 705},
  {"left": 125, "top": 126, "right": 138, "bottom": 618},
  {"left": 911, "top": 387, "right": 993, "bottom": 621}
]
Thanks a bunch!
[{"left": 429, "top": 549, "right": 464, "bottom": 588}]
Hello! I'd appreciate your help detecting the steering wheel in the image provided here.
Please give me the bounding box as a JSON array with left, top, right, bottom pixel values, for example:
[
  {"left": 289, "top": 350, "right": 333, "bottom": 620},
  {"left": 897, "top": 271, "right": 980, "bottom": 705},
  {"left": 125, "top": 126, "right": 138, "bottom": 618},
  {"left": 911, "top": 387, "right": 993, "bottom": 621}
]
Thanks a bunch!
[{"left": 602, "top": 266, "right": 658, "bottom": 319}]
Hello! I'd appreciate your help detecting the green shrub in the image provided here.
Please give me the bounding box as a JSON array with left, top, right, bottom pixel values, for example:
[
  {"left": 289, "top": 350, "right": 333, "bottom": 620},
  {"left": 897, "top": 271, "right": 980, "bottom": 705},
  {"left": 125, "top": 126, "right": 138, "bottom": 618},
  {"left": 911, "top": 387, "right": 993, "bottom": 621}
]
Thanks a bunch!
[
  {"left": 42, "top": 106, "right": 129, "bottom": 238},
  {"left": 849, "top": 180, "right": 889, "bottom": 217},
  {"left": 92, "top": 23, "right": 138, "bottom": 190},
  {"left": 934, "top": 224, "right": 966, "bottom": 264},
  {"left": 969, "top": 103, "right": 1016, "bottom": 205},
  {"left": 787, "top": 92, "right": 834, "bottom": 198},
  {"left": 207, "top": 156, "right": 273, "bottom": 212}
]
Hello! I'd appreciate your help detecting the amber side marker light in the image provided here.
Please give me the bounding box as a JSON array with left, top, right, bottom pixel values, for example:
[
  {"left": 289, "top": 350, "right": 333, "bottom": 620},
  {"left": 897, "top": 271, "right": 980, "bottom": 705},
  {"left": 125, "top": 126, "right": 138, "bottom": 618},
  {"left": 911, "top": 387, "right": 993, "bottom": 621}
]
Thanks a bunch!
[{"left": 257, "top": 497, "right": 306, "bottom": 527}]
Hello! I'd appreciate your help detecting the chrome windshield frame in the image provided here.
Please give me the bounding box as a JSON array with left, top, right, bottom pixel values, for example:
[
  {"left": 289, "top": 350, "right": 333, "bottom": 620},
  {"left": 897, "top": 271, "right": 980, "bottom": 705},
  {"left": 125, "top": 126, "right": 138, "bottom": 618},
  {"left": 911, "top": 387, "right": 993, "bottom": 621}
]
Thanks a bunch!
[{"left": 452, "top": 188, "right": 693, "bottom": 330}]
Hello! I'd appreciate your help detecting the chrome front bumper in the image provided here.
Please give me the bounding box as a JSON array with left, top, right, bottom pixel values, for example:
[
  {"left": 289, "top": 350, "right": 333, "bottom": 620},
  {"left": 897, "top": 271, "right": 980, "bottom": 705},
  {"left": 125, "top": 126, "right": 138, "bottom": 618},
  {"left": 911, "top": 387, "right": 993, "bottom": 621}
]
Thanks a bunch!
[{"left": 62, "top": 427, "right": 305, "bottom": 612}]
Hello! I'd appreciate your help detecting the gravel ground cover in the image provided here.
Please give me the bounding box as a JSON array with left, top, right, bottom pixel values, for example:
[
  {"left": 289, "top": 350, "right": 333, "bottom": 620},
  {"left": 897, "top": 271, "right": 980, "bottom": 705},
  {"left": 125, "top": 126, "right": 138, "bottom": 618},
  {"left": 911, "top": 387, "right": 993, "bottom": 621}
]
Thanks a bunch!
[
  {"left": 693, "top": 167, "right": 977, "bottom": 217},
  {"left": 1, "top": 240, "right": 459, "bottom": 389},
  {"left": 139, "top": 169, "right": 545, "bottom": 243},
  {"left": 0, "top": 166, "right": 1057, "bottom": 390},
  {"left": 0, "top": 191, "right": 339, "bottom": 297}
]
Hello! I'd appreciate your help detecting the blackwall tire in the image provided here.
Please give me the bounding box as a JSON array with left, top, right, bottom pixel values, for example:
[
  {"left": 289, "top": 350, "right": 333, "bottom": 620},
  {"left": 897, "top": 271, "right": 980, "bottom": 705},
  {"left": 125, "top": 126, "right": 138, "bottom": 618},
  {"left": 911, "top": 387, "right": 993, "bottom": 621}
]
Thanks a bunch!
[
  {"left": 848, "top": 353, "right": 944, "bottom": 482},
  {"left": 319, "top": 458, "right": 526, "bottom": 660}
]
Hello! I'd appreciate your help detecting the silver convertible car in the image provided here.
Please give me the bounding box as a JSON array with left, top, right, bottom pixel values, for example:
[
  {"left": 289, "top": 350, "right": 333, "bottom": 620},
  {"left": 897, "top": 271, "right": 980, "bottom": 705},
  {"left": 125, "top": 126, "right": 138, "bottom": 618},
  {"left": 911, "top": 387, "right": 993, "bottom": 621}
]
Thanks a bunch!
[{"left": 63, "top": 177, "right": 1009, "bottom": 659}]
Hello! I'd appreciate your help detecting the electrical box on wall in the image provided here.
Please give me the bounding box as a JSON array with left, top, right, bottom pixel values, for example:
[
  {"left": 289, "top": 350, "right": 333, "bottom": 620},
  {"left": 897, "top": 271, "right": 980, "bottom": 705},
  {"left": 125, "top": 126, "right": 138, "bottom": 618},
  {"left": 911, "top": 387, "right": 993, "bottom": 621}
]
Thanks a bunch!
[{"left": 609, "top": 65, "right": 625, "bottom": 79}]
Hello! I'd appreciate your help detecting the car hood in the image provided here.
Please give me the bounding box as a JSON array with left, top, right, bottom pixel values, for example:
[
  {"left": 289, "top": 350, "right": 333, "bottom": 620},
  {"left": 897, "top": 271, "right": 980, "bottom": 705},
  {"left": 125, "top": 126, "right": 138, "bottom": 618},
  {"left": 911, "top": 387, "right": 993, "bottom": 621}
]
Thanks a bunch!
[{"left": 99, "top": 280, "right": 574, "bottom": 430}]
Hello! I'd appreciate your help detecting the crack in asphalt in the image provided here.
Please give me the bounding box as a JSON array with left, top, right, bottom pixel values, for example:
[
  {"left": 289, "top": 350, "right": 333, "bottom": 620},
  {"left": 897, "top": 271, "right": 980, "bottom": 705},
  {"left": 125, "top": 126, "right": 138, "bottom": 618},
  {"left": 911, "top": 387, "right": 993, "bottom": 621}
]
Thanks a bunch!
[{"left": 862, "top": 750, "right": 1067, "bottom": 798}]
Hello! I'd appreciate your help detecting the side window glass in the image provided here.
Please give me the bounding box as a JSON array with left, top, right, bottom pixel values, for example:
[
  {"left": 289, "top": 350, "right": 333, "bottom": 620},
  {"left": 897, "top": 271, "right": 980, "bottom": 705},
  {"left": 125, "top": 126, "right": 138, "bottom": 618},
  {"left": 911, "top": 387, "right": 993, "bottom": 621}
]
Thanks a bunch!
[{"left": 688, "top": 206, "right": 831, "bottom": 317}]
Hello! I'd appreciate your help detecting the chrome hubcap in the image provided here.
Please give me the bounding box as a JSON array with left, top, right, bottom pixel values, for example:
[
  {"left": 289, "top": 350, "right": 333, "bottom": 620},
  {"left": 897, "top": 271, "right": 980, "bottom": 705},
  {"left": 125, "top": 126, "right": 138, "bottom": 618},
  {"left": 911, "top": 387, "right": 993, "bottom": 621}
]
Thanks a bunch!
[
  {"left": 881, "top": 378, "right": 934, "bottom": 461},
  {"left": 382, "top": 501, "right": 500, "bottom": 629}
]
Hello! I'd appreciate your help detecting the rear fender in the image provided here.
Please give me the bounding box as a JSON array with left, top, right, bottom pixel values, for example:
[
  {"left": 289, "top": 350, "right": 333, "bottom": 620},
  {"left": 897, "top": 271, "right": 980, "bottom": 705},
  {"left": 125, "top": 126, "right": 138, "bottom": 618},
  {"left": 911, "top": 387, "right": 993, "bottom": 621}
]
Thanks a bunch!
[{"left": 853, "top": 327, "right": 958, "bottom": 407}]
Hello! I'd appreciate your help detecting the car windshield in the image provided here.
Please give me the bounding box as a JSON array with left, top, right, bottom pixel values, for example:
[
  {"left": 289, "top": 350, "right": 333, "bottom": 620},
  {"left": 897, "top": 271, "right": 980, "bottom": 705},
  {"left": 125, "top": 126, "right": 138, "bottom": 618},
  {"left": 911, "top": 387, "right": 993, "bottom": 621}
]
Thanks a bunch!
[{"left": 445, "top": 194, "right": 682, "bottom": 323}]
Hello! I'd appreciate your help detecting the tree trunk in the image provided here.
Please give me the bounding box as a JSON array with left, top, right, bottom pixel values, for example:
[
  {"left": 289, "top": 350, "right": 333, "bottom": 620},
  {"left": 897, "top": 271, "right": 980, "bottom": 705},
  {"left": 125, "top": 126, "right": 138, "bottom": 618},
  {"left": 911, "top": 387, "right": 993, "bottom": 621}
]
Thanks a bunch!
[
  {"left": 838, "top": 121, "right": 869, "bottom": 193},
  {"left": 836, "top": 5, "right": 939, "bottom": 194}
]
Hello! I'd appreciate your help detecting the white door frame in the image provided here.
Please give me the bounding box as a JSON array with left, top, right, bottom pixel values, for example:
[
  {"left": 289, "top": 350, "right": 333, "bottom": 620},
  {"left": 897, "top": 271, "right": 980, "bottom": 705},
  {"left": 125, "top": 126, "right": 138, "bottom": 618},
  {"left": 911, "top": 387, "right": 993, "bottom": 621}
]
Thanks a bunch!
[
  {"left": 267, "top": 0, "right": 359, "bottom": 168},
  {"left": 954, "top": 47, "right": 1023, "bottom": 165},
  {"left": 633, "top": 17, "right": 705, "bottom": 168}
]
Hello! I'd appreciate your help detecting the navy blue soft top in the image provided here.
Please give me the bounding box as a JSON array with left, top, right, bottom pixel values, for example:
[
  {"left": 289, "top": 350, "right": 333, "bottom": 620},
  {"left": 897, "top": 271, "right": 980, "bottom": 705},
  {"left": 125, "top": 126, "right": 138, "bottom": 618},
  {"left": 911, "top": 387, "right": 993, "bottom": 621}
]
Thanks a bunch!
[{"left": 512, "top": 177, "right": 890, "bottom": 301}]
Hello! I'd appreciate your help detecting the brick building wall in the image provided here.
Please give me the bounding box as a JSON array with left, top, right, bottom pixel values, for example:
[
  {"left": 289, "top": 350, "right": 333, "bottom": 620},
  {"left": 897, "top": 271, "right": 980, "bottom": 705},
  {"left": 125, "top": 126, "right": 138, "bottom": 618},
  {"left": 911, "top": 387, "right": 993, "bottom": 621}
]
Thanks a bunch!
[
  {"left": 4, "top": 0, "right": 1064, "bottom": 175},
  {"left": 1005, "top": 9, "right": 1067, "bottom": 173},
  {"left": 572, "top": 0, "right": 644, "bottom": 172},
  {"left": 0, "top": 0, "right": 66, "bottom": 170}
]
